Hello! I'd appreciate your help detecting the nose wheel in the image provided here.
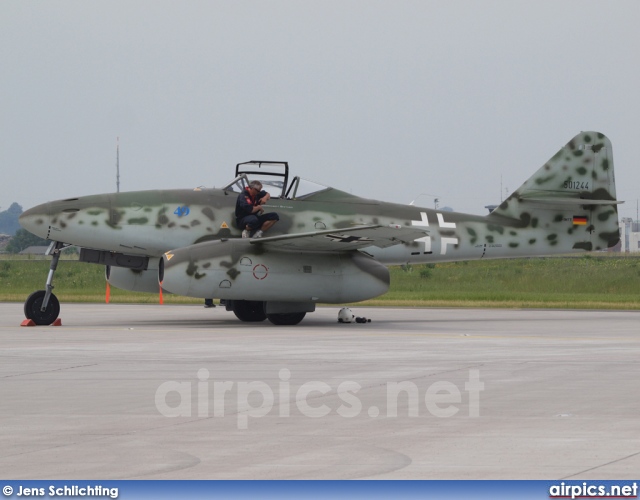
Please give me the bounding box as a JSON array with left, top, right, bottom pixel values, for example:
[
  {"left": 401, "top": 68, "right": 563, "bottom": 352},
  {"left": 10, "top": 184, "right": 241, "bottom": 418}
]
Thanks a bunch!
[
  {"left": 24, "top": 290, "right": 61, "bottom": 325},
  {"left": 23, "top": 241, "right": 65, "bottom": 325}
]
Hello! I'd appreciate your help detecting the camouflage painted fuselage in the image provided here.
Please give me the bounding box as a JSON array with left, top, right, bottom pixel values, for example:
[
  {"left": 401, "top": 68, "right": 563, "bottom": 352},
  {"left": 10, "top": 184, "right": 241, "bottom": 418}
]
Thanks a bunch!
[{"left": 19, "top": 131, "right": 620, "bottom": 303}]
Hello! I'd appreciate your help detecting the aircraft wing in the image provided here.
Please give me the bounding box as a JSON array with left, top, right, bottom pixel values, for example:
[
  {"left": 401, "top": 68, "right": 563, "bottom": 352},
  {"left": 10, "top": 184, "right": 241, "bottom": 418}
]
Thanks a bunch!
[{"left": 249, "top": 225, "right": 429, "bottom": 251}]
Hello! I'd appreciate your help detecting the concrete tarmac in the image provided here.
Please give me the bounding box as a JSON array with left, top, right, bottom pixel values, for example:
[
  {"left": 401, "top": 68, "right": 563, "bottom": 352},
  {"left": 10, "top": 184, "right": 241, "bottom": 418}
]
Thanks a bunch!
[{"left": 0, "top": 303, "right": 639, "bottom": 479}]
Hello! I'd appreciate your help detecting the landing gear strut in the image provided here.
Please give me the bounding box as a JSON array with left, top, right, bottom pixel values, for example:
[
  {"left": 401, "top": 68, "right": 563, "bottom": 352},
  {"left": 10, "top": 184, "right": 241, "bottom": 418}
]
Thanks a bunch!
[{"left": 23, "top": 241, "right": 64, "bottom": 325}]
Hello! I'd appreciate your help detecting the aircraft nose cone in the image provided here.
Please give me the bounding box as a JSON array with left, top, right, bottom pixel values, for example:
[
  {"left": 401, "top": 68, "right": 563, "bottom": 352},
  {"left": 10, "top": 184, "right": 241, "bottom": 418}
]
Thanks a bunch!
[{"left": 19, "top": 203, "right": 51, "bottom": 239}]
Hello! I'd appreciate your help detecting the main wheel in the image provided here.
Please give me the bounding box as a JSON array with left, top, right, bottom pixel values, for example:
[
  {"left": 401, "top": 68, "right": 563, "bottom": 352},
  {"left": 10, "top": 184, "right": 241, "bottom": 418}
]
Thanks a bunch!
[
  {"left": 24, "top": 290, "right": 60, "bottom": 325},
  {"left": 232, "top": 300, "right": 267, "bottom": 322},
  {"left": 267, "top": 312, "right": 306, "bottom": 326}
]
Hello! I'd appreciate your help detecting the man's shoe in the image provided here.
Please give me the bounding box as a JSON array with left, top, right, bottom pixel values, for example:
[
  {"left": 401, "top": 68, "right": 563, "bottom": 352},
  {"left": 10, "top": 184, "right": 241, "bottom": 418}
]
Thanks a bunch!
[
  {"left": 204, "top": 304, "right": 216, "bottom": 308},
  {"left": 242, "top": 229, "right": 250, "bottom": 238},
  {"left": 254, "top": 230, "right": 264, "bottom": 238}
]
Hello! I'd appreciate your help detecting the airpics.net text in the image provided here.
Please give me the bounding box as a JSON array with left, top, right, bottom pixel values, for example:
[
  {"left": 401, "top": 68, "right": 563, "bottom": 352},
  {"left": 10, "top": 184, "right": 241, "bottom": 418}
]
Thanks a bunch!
[{"left": 155, "top": 369, "right": 484, "bottom": 429}]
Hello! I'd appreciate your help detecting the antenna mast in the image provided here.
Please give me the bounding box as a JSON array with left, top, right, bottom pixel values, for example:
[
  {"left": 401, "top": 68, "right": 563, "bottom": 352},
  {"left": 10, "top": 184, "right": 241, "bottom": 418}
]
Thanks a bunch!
[{"left": 116, "top": 137, "right": 120, "bottom": 193}]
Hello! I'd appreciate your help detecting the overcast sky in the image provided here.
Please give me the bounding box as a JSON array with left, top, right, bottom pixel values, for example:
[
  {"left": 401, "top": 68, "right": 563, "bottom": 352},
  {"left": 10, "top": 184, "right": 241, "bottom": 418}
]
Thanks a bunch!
[{"left": 2, "top": 0, "right": 639, "bottom": 218}]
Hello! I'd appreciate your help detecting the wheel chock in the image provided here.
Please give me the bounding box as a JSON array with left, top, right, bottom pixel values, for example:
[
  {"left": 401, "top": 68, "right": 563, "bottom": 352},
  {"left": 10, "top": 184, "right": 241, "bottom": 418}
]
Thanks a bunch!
[{"left": 20, "top": 319, "right": 62, "bottom": 327}]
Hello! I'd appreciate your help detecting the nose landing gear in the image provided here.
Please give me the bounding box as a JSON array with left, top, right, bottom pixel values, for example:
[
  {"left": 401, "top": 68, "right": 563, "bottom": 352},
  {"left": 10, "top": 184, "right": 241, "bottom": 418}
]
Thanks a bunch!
[{"left": 23, "top": 241, "right": 65, "bottom": 325}]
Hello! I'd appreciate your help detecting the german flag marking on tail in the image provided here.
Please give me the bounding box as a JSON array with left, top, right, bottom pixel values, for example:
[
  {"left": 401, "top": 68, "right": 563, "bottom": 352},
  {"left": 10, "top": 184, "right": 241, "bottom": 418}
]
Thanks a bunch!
[{"left": 573, "top": 216, "right": 588, "bottom": 225}]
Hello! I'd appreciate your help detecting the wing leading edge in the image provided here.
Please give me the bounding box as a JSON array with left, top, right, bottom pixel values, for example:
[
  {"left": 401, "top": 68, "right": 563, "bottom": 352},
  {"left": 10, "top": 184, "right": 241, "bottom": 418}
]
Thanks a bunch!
[{"left": 249, "top": 225, "right": 429, "bottom": 251}]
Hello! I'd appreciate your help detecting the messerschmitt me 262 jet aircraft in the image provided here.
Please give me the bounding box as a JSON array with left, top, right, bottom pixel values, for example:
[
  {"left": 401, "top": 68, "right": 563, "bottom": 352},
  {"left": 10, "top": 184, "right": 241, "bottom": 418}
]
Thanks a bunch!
[{"left": 19, "top": 131, "right": 621, "bottom": 326}]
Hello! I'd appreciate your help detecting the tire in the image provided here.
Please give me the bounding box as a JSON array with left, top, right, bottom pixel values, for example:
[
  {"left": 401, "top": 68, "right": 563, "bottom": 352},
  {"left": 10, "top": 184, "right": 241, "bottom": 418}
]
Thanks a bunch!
[
  {"left": 24, "top": 290, "right": 60, "bottom": 325},
  {"left": 232, "top": 300, "right": 267, "bottom": 322},
  {"left": 267, "top": 312, "right": 306, "bottom": 326}
]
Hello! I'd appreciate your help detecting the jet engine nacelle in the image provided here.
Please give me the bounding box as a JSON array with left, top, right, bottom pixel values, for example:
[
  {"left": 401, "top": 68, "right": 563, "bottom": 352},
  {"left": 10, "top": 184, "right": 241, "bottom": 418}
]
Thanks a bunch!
[
  {"left": 106, "top": 261, "right": 161, "bottom": 293},
  {"left": 160, "top": 239, "right": 389, "bottom": 303}
]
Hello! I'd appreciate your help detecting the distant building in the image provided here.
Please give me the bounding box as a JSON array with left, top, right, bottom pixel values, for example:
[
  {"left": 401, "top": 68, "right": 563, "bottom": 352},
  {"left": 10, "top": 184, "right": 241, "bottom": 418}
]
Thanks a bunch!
[
  {"left": 619, "top": 218, "right": 640, "bottom": 253},
  {"left": 0, "top": 233, "right": 10, "bottom": 251},
  {"left": 19, "top": 246, "right": 49, "bottom": 255}
]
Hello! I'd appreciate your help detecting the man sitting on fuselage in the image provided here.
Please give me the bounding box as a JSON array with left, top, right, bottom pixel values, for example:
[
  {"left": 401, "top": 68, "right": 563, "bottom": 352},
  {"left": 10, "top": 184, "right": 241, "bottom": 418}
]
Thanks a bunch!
[{"left": 235, "top": 180, "right": 279, "bottom": 238}]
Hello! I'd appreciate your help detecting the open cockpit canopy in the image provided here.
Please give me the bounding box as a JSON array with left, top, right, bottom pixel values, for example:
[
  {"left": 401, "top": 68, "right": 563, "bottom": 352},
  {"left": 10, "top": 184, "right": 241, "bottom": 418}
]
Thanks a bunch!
[{"left": 222, "top": 160, "right": 331, "bottom": 200}]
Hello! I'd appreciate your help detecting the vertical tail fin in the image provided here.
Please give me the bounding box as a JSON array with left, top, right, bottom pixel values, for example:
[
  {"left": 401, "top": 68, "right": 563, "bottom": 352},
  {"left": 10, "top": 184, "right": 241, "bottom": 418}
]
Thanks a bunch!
[{"left": 491, "top": 132, "right": 621, "bottom": 251}]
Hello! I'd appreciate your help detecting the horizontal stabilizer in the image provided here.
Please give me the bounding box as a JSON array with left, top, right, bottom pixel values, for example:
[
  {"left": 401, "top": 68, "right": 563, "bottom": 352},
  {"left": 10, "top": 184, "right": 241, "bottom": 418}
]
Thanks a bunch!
[{"left": 519, "top": 197, "right": 624, "bottom": 206}]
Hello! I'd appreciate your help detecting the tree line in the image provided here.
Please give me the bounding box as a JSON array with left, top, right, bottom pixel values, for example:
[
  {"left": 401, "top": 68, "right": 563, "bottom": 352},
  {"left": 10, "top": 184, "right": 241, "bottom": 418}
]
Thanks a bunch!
[{"left": 0, "top": 203, "right": 49, "bottom": 253}]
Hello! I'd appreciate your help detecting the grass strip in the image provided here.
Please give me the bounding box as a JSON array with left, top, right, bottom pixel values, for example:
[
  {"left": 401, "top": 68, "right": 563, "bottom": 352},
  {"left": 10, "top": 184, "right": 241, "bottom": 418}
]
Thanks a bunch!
[{"left": 2, "top": 255, "right": 640, "bottom": 309}]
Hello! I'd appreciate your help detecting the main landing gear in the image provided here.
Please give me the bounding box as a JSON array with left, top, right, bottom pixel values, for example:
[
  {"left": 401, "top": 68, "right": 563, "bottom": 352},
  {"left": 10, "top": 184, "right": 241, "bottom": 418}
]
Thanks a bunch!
[
  {"left": 23, "top": 241, "right": 65, "bottom": 325},
  {"left": 232, "top": 300, "right": 267, "bottom": 322},
  {"left": 230, "top": 300, "right": 307, "bottom": 325}
]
